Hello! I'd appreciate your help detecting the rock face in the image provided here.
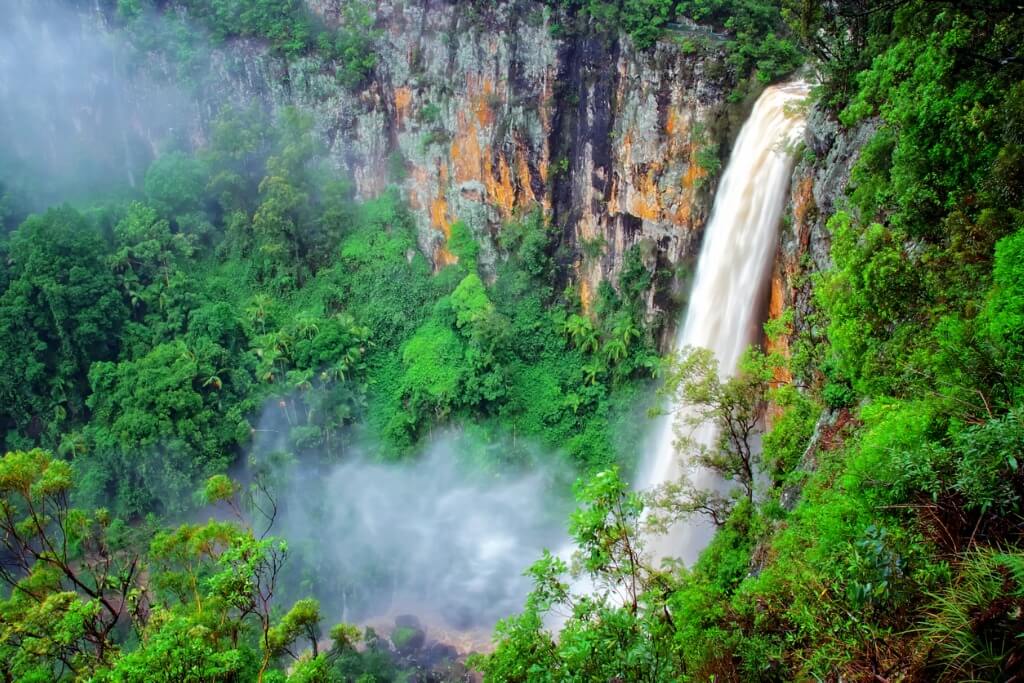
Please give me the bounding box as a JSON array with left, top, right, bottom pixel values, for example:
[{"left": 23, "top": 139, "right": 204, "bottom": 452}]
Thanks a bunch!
[
  {"left": 769, "top": 103, "right": 878, "bottom": 368},
  {"left": 10, "top": 0, "right": 744, "bottom": 330},
  {"left": 119, "top": 0, "right": 737, "bottom": 327}
]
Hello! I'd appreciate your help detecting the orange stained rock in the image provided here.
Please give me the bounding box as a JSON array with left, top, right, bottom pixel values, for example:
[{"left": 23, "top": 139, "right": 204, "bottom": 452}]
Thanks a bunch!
[
  {"left": 450, "top": 113, "right": 484, "bottom": 184},
  {"left": 793, "top": 176, "right": 814, "bottom": 222},
  {"left": 666, "top": 108, "right": 678, "bottom": 137},
  {"left": 673, "top": 199, "right": 693, "bottom": 226},
  {"left": 484, "top": 153, "right": 516, "bottom": 217},
  {"left": 430, "top": 160, "right": 458, "bottom": 269},
  {"left": 683, "top": 161, "right": 707, "bottom": 190},
  {"left": 431, "top": 194, "right": 458, "bottom": 270},
  {"left": 464, "top": 73, "right": 498, "bottom": 128},
  {"left": 768, "top": 268, "right": 785, "bottom": 320},
  {"left": 627, "top": 166, "right": 663, "bottom": 222},
  {"left": 393, "top": 87, "right": 413, "bottom": 128},
  {"left": 516, "top": 153, "right": 535, "bottom": 205},
  {"left": 475, "top": 93, "right": 496, "bottom": 129},
  {"left": 431, "top": 196, "right": 451, "bottom": 237},
  {"left": 579, "top": 275, "right": 593, "bottom": 316},
  {"left": 668, "top": 113, "right": 690, "bottom": 156},
  {"left": 407, "top": 165, "right": 430, "bottom": 210},
  {"left": 608, "top": 174, "right": 621, "bottom": 216},
  {"left": 792, "top": 176, "right": 815, "bottom": 251},
  {"left": 683, "top": 140, "right": 709, "bottom": 191},
  {"left": 434, "top": 244, "right": 458, "bottom": 268},
  {"left": 620, "top": 131, "right": 633, "bottom": 165},
  {"left": 766, "top": 271, "right": 793, "bottom": 387}
]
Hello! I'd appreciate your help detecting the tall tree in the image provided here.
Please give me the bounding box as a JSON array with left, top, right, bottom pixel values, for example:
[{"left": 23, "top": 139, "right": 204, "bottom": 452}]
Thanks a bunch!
[{"left": 0, "top": 207, "right": 127, "bottom": 449}]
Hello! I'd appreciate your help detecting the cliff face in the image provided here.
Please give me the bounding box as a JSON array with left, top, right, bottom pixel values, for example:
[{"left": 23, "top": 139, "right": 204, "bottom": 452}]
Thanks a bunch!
[
  {"left": 769, "top": 104, "right": 877, "bottom": 374},
  {"left": 139, "top": 1, "right": 737, "bottom": 324},
  {"left": 5, "top": 0, "right": 741, "bottom": 329}
]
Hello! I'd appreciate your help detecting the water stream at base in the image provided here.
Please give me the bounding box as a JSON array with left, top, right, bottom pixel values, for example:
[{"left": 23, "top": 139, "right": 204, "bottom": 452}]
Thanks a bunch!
[{"left": 637, "top": 81, "right": 810, "bottom": 567}]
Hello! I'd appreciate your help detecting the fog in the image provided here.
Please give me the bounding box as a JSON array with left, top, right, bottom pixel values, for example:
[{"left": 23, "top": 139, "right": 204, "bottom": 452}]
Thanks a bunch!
[
  {"left": 247, "top": 423, "right": 575, "bottom": 641},
  {"left": 0, "top": 0, "right": 581, "bottom": 642},
  {"left": 0, "top": 0, "right": 196, "bottom": 210}
]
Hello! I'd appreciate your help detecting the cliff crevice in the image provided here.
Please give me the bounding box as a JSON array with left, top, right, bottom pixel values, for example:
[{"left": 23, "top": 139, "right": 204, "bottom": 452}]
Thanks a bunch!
[{"left": 133, "top": 0, "right": 741, "bottom": 328}]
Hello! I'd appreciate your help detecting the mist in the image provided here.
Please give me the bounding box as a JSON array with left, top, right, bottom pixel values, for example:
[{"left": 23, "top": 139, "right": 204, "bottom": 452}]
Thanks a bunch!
[
  {"left": 246, "top": 421, "right": 577, "bottom": 644},
  {"left": 0, "top": 0, "right": 197, "bottom": 211},
  {"left": 0, "top": 0, "right": 597, "bottom": 649}
]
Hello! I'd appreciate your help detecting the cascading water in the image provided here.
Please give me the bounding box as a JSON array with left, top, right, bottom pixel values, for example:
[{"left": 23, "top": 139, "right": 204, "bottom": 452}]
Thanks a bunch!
[{"left": 638, "top": 81, "right": 810, "bottom": 566}]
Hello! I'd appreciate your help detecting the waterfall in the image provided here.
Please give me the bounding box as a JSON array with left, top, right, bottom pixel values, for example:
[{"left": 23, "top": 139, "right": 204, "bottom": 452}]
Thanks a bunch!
[{"left": 638, "top": 81, "right": 810, "bottom": 566}]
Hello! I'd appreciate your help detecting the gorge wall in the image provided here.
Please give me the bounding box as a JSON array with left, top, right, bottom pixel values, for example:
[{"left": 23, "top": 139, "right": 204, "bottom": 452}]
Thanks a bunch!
[
  {"left": 87, "top": 0, "right": 742, "bottom": 328},
  {"left": 769, "top": 102, "right": 877, "bottom": 372}
]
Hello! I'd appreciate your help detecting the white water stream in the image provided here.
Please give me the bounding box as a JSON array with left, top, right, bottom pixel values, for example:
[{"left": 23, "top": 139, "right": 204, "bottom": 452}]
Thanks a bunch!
[{"left": 637, "top": 82, "right": 810, "bottom": 566}]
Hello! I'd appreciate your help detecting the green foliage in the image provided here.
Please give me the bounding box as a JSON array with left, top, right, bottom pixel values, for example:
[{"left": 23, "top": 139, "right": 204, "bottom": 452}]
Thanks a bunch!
[
  {"left": 450, "top": 273, "right": 493, "bottom": 330},
  {"left": 761, "top": 385, "right": 819, "bottom": 482},
  {"left": 327, "top": 1, "right": 380, "bottom": 89},
  {"left": 0, "top": 207, "right": 127, "bottom": 449},
  {"left": 144, "top": 151, "right": 208, "bottom": 220},
  {"left": 545, "top": 0, "right": 802, "bottom": 81},
  {"left": 446, "top": 220, "right": 479, "bottom": 270},
  {"left": 816, "top": 212, "right": 921, "bottom": 394},
  {"left": 84, "top": 339, "right": 250, "bottom": 516},
  {"left": 492, "top": 4, "right": 1024, "bottom": 680},
  {"left": 919, "top": 550, "right": 1024, "bottom": 682},
  {"left": 14, "top": 2, "right": 1024, "bottom": 679},
  {"left": 675, "top": 0, "right": 803, "bottom": 82},
  {"left": 481, "top": 467, "right": 681, "bottom": 681},
  {"left": 0, "top": 448, "right": 397, "bottom": 681},
  {"left": 127, "top": 0, "right": 380, "bottom": 90},
  {"left": 400, "top": 318, "right": 466, "bottom": 418},
  {"left": 0, "top": 89, "right": 659, "bottom": 529},
  {"left": 178, "top": 0, "right": 317, "bottom": 57},
  {"left": 985, "top": 227, "right": 1024, "bottom": 376}
]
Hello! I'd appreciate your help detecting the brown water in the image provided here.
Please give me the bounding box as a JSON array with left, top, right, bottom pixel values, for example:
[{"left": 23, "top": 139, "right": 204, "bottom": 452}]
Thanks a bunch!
[{"left": 638, "top": 82, "right": 810, "bottom": 566}]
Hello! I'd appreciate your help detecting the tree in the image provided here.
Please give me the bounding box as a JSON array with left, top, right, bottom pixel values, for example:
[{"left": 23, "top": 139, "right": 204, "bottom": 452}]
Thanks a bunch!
[
  {"left": 0, "top": 207, "right": 127, "bottom": 449},
  {"left": 0, "top": 449, "right": 366, "bottom": 681},
  {"left": 144, "top": 151, "right": 207, "bottom": 220},
  {"left": 84, "top": 339, "right": 252, "bottom": 517},
  {"left": 781, "top": 0, "right": 897, "bottom": 106},
  {"left": 203, "top": 106, "right": 274, "bottom": 215},
  {"left": 111, "top": 202, "right": 196, "bottom": 317},
  {"left": 648, "top": 345, "right": 775, "bottom": 529},
  {"left": 563, "top": 313, "right": 599, "bottom": 353},
  {"left": 478, "top": 467, "right": 681, "bottom": 682},
  {"left": 0, "top": 449, "right": 148, "bottom": 678}
]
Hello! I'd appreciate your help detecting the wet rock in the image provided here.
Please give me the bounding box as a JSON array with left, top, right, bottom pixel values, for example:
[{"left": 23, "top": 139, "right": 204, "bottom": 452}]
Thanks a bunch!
[
  {"left": 422, "top": 640, "right": 459, "bottom": 668},
  {"left": 391, "top": 615, "right": 427, "bottom": 655},
  {"left": 66, "top": 0, "right": 741, "bottom": 329},
  {"left": 771, "top": 105, "right": 878, "bottom": 378}
]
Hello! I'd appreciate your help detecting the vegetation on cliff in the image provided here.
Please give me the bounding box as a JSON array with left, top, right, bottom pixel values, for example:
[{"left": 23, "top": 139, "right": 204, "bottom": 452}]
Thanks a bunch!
[
  {"left": 546, "top": 0, "right": 801, "bottom": 81},
  {"left": 481, "top": 1, "right": 1024, "bottom": 680},
  {"left": 1, "top": 0, "right": 1023, "bottom": 680},
  {"left": 1, "top": 95, "right": 662, "bottom": 499},
  {"left": 0, "top": 13, "right": 659, "bottom": 675}
]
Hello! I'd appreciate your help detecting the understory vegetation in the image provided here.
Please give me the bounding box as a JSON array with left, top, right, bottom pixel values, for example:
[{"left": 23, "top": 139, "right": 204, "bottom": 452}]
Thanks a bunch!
[
  {"left": 114, "top": 0, "right": 380, "bottom": 88},
  {"left": 2, "top": 0, "right": 1023, "bottom": 680},
  {"left": 0, "top": 39, "right": 658, "bottom": 680},
  {"left": 0, "top": 102, "right": 658, "bottom": 513},
  {"left": 545, "top": 0, "right": 801, "bottom": 82},
  {"left": 480, "top": 1, "right": 1024, "bottom": 681}
]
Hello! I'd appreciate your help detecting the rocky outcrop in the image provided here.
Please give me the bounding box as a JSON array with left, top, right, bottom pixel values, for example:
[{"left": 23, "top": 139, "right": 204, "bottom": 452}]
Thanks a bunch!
[
  {"left": 542, "top": 29, "right": 733, "bottom": 317},
  {"left": 11, "top": 0, "right": 745, "bottom": 331},
  {"left": 121, "top": 1, "right": 738, "bottom": 327},
  {"left": 769, "top": 103, "right": 878, "bottom": 370}
]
